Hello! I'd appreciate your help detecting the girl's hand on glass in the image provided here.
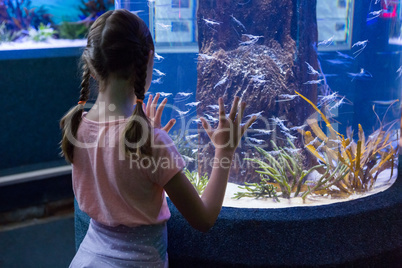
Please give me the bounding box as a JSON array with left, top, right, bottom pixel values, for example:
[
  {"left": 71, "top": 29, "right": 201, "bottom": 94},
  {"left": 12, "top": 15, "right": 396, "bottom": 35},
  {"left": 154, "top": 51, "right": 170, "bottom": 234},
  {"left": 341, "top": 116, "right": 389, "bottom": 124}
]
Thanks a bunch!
[
  {"left": 200, "top": 96, "right": 256, "bottom": 155},
  {"left": 145, "top": 93, "right": 176, "bottom": 133}
]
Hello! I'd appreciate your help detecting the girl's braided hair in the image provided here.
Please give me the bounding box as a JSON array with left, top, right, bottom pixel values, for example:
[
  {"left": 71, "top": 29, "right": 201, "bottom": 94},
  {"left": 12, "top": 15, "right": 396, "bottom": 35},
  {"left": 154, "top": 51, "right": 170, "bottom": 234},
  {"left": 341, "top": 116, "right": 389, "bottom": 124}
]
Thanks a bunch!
[{"left": 60, "top": 9, "right": 154, "bottom": 163}]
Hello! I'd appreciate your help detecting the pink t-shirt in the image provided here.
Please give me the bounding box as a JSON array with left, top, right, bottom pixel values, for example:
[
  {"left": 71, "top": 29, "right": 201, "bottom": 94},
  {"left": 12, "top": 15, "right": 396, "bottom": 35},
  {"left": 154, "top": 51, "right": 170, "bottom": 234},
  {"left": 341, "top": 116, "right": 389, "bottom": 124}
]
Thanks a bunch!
[{"left": 72, "top": 112, "right": 186, "bottom": 227}]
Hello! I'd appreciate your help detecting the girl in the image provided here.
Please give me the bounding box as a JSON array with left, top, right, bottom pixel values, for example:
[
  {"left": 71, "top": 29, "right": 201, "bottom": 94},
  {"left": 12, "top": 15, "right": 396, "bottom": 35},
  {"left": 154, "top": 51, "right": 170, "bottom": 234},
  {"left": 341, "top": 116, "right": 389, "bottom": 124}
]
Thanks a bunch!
[{"left": 60, "top": 9, "right": 256, "bottom": 267}]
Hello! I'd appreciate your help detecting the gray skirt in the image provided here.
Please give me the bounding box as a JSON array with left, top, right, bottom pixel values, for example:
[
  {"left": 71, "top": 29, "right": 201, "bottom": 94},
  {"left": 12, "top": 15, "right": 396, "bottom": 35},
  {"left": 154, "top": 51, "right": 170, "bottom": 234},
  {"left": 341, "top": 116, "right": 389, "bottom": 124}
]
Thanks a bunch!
[{"left": 70, "top": 219, "right": 168, "bottom": 268}]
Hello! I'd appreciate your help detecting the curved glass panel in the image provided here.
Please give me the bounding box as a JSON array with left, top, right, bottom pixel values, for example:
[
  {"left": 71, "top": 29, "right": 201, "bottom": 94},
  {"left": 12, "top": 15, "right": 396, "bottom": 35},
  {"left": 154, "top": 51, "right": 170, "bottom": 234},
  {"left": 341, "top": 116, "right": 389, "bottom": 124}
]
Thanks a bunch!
[{"left": 115, "top": 0, "right": 401, "bottom": 207}]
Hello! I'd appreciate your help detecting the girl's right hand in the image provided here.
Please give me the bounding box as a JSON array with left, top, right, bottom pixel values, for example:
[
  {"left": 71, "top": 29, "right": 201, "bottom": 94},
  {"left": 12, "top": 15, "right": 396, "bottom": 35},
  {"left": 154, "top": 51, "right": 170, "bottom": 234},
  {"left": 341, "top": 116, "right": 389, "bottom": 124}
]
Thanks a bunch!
[{"left": 200, "top": 96, "right": 256, "bottom": 155}]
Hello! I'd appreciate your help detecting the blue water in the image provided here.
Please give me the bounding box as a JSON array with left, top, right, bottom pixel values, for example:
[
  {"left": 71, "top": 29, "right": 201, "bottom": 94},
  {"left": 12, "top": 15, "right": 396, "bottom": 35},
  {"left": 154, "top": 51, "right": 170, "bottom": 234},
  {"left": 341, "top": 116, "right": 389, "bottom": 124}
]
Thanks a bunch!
[{"left": 31, "top": 0, "right": 104, "bottom": 24}]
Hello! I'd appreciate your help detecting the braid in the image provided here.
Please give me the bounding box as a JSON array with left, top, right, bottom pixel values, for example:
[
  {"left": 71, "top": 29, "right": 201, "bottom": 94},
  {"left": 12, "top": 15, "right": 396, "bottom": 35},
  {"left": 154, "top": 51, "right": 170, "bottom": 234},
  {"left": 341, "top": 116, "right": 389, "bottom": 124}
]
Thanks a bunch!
[
  {"left": 79, "top": 62, "right": 91, "bottom": 103},
  {"left": 123, "top": 45, "right": 152, "bottom": 157},
  {"left": 59, "top": 58, "right": 92, "bottom": 163}
]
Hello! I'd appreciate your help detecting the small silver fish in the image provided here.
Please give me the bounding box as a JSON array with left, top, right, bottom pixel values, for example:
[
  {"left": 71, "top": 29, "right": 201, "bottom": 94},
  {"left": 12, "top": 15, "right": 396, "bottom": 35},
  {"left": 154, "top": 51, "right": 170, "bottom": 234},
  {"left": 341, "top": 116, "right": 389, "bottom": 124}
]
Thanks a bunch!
[
  {"left": 176, "top": 109, "right": 190, "bottom": 116},
  {"left": 156, "top": 22, "right": 172, "bottom": 30},
  {"left": 347, "top": 68, "right": 372, "bottom": 81},
  {"left": 153, "top": 69, "right": 166, "bottom": 76},
  {"left": 246, "top": 137, "right": 265, "bottom": 144},
  {"left": 154, "top": 52, "right": 164, "bottom": 61},
  {"left": 198, "top": 54, "right": 215, "bottom": 61},
  {"left": 204, "top": 114, "right": 219, "bottom": 122},
  {"left": 186, "top": 101, "right": 201, "bottom": 107},
  {"left": 214, "top": 76, "right": 228, "bottom": 89},
  {"left": 177, "top": 92, "right": 193, "bottom": 97},
  {"left": 158, "top": 92, "right": 173, "bottom": 97},
  {"left": 271, "top": 117, "right": 289, "bottom": 132},
  {"left": 336, "top": 51, "right": 355, "bottom": 60},
  {"left": 230, "top": 14, "right": 246, "bottom": 31},
  {"left": 246, "top": 111, "right": 264, "bottom": 118},
  {"left": 352, "top": 40, "right": 368, "bottom": 57},
  {"left": 202, "top": 18, "right": 221, "bottom": 25},
  {"left": 254, "top": 129, "right": 274, "bottom": 135},
  {"left": 240, "top": 34, "right": 263, "bottom": 46},
  {"left": 276, "top": 94, "right": 299, "bottom": 102},
  {"left": 186, "top": 134, "right": 199, "bottom": 140},
  {"left": 305, "top": 61, "right": 319, "bottom": 75},
  {"left": 151, "top": 77, "right": 163, "bottom": 84},
  {"left": 207, "top": 105, "right": 220, "bottom": 110},
  {"left": 318, "top": 36, "right": 334, "bottom": 46},
  {"left": 329, "top": 97, "right": 345, "bottom": 110},
  {"left": 304, "top": 79, "right": 324, "bottom": 85},
  {"left": 289, "top": 124, "right": 307, "bottom": 131},
  {"left": 182, "top": 155, "right": 195, "bottom": 162},
  {"left": 396, "top": 66, "right": 402, "bottom": 78}
]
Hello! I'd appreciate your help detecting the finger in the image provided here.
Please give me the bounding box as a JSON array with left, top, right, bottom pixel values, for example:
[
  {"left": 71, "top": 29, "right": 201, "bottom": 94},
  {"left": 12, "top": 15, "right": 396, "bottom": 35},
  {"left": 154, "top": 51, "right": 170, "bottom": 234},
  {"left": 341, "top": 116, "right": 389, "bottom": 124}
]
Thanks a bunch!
[
  {"left": 218, "top": 97, "right": 226, "bottom": 121},
  {"left": 161, "top": 119, "right": 176, "bottom": 133},
  {"left": 200, "top": 117, "right": 213, "bottom": 139},
  {"left": 146, "top": 94, "right": 153, "bottom": 116},
  {"left": 241, "top": 115, "right": 257, "bottom": 136},
  {"left": 155, "top": 98, "right": 168, "bottom": 122},
  {"left": 235, "top": 101, "right": 246, "bottom": 125},
  {"left": 228, "top": 96, "right": 240, "bottom": 122},
  {"left": 142, "top": 103, "right": 146, "bottom": 113},
  {"left": 152, "top": 93, "right": 160, "bottom": 108},
  {"left": 151, "top": 93, "right": 160, "bottom": 118}
]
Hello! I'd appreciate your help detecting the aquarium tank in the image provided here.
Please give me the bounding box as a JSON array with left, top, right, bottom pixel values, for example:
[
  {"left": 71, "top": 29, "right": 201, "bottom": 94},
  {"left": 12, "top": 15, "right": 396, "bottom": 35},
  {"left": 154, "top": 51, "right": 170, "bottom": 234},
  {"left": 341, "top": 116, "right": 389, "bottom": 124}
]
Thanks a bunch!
[
  {"left": 0, "top": 0, "right": 114, "bottom": 57},
  {"left": 0, "top": 0, "right": 400, "bottom": 207},
  {"left": 115, "top": 0, "right": 401, "bottom": 207}
]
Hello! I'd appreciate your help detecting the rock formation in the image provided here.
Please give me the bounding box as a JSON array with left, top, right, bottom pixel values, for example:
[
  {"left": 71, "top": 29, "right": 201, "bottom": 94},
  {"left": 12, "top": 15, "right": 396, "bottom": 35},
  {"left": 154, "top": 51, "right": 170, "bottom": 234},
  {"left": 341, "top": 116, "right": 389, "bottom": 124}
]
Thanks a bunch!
[{"left": 196, "top": 0, "right": 319, "bottom": 184}]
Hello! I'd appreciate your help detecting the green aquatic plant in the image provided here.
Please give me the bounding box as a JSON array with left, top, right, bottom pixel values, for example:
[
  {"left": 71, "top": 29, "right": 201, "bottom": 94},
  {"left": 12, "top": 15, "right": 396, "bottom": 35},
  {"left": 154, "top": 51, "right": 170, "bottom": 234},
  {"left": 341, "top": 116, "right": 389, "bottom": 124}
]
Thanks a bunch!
[
  {"left": 245, "top": 139, "right": 323, "bottom": 199},
  {"left": 58, "top": 21, "right": 88, "bottom": 39},
  {"left": 0, "top": 21, "right": 21, "bottom": 42},
  {"left": 28, "top": 23, "right": 57, "bottom": 42},
  {"left": 233, "top": 176, "right": 280, "bottom": 202},
  {"left": 296, "top": 91, "right": 398, "bottom": 195},
  {"left": 170, "top": 130, "right": 198, "bottom": 170},
  {"left": 184, "top": 169, "right": 208, "bottom": 195}
]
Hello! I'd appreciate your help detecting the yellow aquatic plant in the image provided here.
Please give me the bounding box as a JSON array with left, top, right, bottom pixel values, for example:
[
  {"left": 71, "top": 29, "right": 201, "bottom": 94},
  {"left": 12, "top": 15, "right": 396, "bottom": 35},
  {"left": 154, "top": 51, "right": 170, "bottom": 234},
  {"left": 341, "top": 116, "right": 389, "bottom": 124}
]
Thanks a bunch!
[{"left": 295, "top": 91, "right": 397, "bottom": 194}]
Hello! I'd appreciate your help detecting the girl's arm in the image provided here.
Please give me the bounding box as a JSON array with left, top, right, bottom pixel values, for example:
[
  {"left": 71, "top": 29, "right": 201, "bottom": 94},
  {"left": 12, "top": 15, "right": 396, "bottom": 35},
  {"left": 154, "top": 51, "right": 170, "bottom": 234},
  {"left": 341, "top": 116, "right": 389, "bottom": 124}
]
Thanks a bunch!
[{"left": 164, "top": 97, "right": 256, "bottom": 232}]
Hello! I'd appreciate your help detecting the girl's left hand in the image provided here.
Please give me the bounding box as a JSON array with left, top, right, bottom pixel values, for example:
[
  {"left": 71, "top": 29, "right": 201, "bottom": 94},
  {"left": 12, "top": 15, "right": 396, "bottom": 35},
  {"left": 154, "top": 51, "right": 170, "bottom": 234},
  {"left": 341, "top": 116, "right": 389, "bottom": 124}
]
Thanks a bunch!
[{"left": 145, "top": 93, "right": 176, "bottom": 133}]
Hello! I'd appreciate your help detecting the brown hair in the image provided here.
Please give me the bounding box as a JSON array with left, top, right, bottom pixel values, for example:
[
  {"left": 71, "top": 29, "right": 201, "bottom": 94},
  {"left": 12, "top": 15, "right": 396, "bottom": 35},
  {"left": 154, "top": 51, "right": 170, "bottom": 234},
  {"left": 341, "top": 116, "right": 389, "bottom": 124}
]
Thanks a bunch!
[{"left": 60, "top": 9, "right": 154, "bottom": 163}]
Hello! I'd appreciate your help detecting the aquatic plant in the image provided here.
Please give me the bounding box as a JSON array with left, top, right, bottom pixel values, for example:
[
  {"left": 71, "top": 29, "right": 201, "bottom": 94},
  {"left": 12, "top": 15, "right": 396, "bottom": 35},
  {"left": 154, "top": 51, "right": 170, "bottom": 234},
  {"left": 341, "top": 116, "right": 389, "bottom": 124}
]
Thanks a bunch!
[
  {"left": 58, "top": 21, "right": 88, "bottom": 40},
  {"left": 77, "top": 0, "right": 114, "bottom": 26},
  {"left": 296, "top": 91, "right": 398, "bottom": 195},
  {"left": 245, "top": 139, "right": 323, "bottom": 199},
  {"left": 0, "top": 21, "right": 21, "bottom": 42},
  {"left": 0, "top": 0, "right": 53, "bottom": 34},
  {"left": 170, "top": 130, "right": 198, "bottom": 170},
  {"left": 28, "top": 23, "right": 57, "bottom": 42},
  {"left": 184, "top": 169, "right": 208, "bottom": 195},
  {"left": 233, "top": 176, "right": 280, "bottom": 202}
]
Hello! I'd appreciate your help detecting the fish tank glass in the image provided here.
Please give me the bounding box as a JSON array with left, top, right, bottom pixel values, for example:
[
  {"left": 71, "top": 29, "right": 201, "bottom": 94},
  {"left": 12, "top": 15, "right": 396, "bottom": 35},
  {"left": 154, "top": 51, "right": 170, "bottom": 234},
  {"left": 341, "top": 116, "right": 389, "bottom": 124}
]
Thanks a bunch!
[
  {"left": 115, "top": 0, "right": 402, "bottom": 208},
  {"left": 1, "top": 0, "right": 400, "bottom": 209},
  {"left": 0, "top": 0, "right": 114, "bottom": 58}
]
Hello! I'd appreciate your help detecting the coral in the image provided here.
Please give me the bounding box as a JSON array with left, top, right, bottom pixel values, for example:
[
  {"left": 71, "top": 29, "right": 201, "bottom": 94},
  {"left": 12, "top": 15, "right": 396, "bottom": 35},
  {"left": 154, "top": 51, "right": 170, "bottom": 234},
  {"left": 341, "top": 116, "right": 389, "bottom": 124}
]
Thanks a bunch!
[
  {"left": 245, "top": 139, "right": 323, "bottom": 199},
  {"left": 296, "top": 91, "right": 398, "bottom": 195},
  {"left": 233, "top": 177, "right": 280, "bottom": 202},
  {"left": 184, "top": 169, "right": 208, "bottom": 195}
]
